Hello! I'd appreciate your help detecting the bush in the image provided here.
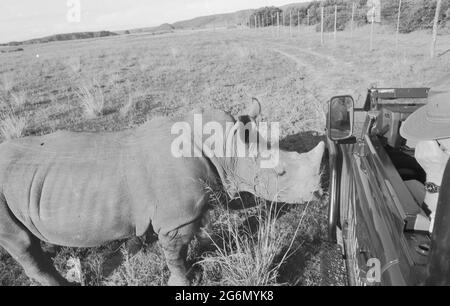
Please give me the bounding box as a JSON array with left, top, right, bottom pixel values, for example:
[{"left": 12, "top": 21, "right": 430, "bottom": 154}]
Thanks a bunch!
[
  {"left": 382, "top": 0, "right": 450, "bottom": 33},
  {"left": 306, "top": 0, "right": 449, "bottom": 33},
  {"left": 249, "top": 6, "right": 282, "bottom": 27},
  {"left": 312, "top": 0, "right": 368, "bottom": 32}
]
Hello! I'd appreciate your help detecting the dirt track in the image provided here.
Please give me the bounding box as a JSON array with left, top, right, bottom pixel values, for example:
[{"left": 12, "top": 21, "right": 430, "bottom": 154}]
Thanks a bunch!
[{"left": 267, "top": 46, "right": 349, "bottom": 286}]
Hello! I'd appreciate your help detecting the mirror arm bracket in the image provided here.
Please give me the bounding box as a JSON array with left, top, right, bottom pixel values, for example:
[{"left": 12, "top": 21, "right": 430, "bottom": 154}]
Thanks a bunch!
[{"left": 335, "top": 136, "right": 357, "bottom": 145}]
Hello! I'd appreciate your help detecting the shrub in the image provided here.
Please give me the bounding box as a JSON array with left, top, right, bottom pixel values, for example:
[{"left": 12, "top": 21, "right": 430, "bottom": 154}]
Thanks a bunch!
[
  {"left": 382, "top": 0, "right": 450, "bottom": 33},
  {"left": 249, "top": 6, "right": 283, "bottom": 27},
  {"left": 307, "top": 0, "right": 449, "bottom": 33},
  {"left": 312, "top": 0, "right": 368, "bottom": 32}
]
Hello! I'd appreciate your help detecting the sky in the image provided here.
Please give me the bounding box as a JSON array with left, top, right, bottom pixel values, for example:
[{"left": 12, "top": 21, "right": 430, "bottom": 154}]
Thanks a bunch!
[{"left": 0, "top": 0, "right": 309, "bottom": 43}]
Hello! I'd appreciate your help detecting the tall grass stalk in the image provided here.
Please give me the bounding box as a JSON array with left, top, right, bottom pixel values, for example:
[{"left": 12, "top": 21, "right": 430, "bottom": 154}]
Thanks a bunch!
[
  {"left": 0, "top": 112, "right": 27, "bottom": 140},
  {"left": 119, "top": 91, "right": 139, "bottom": 117},
  {"left": 104, "top": 246, "right": 168, "bottom": 286},
  {"left": 76, "top": 84, "right": 104, "bottom": 119},
  {"left": 199, "top": 184, "right": 311, "bottom": 286},
  {"left": 10, "top": 91, "right": 28, "bottom": 108},
  {"left": 0, "top": 74, "right": 14, "bottom": 93}
]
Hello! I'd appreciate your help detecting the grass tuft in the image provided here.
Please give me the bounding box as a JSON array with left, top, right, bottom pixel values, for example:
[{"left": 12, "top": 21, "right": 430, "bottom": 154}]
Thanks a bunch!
[
  {"left": 0, "top": 74, "right": 14, "bottom": 93},
  {"left": 10, "top": 91, "right": 28, "bottom": 108},
  {"left": 0, "top": 112, "right": 27, "bottom": 141},
  {"left": 104, "top": 246, "right": 169, "bottom": 286},
  {"left": 198, "top": 184, "right": 310, "bottom": 286},
  {"left": 119, "top": 91, "right": 139, "bottom": 117},
  {"left": 66, "top": 57, "right": 81, "bottom": 73},
  {"left": 76, "top": 83, "right": 105, "bottom": 119}
]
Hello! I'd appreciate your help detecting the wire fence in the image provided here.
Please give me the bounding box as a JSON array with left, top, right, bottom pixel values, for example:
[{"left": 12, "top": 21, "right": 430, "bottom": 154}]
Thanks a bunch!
[{"left": 246, "top": 0, "right": 449, "bottom": 58}]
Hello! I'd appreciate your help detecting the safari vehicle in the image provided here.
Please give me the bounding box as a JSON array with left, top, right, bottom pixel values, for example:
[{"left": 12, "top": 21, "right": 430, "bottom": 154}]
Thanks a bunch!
[{"left": 326, "top": 87, "right": 450, "bottom": 286}]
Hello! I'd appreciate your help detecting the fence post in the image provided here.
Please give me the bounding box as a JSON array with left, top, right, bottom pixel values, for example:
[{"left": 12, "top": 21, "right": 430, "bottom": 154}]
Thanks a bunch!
[
  {"left": 351, "top": 2, "right": 355, "bottom": 39},
  {"left": 290, "top": 10, "right": 293, "bottom": 37},
  {"left": 370, "top": 4, "right": 375, "bottom": 51},
  {"left": 298, "top": 10, "right": 301, "bottom": 33},
  {"left": 334, "top": 5, "right": 338, "bottom": 42},
  {"left": 431, "top": 0, "right": 443, "bottom": 58},
  {"left": 396, "top": 0, "right": 402, "bottom": 49},
  {"left": 321, "top": 6, "right": 324, "bottom": 45},
  {"left": 277, "top": 11, "right": 280, "bottom": 36},
  {"left": 307, "top": 9, "right": 310, "bottom": 27},
  {"left": 272, "top": 13, "right": 275, "bottom": 35}
]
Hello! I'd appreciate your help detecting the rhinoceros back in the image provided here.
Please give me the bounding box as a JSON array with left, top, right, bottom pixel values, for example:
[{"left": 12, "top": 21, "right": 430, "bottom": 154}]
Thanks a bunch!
[
  {"left": 0, "top": 130, "right": 150, "bottom": 247},
  {"left": 0, "top": 115, "right": 222, "bottom": 247}
]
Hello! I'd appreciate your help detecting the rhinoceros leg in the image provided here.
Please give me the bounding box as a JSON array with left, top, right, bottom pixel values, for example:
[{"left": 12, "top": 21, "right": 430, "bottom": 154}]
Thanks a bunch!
[
  {"left": 0, "top": 199, "right": 69, "bottom": 286},
  {"left": 159, "top": 223, "right": 196, "bottom": 286}
]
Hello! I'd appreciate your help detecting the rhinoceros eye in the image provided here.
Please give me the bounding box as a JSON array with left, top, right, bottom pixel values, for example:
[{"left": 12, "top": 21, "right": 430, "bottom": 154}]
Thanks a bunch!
[
  {"left": 275, "top": 163, "right": 286, "bottom": 176},
  {"left": 277, "top": 170, "right": 286, "bottom": 176}
]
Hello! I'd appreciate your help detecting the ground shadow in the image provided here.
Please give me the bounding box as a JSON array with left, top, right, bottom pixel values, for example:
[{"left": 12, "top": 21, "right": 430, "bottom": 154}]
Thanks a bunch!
[{"left": 100, "top": 229, "right": 158, "bottom": 278}]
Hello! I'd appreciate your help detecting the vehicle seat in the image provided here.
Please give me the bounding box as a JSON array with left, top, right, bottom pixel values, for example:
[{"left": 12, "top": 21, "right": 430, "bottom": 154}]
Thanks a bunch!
[
  {"left": 386, "top": 147, "right": 427, "bottom": 183},
  {"left": 399, "top": 168, "right": 420, "bottom": 181},
  {"left": 404, "top": 180, "right": 426, "bottom": 205}
]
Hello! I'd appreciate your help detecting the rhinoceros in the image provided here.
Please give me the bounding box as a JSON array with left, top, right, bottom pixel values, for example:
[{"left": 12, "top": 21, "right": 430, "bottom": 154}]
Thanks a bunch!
[{"left": 0, "top": 101, "right": 325, "bottom": 286}]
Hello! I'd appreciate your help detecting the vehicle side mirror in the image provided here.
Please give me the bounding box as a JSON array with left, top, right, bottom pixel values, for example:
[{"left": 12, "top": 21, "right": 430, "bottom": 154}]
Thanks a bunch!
[{"left": 328, "top": 95, "right": 354, "bottom": 141}]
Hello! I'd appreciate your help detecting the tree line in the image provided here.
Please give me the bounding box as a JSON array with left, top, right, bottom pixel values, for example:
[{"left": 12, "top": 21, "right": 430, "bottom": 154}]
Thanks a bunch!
[{"left": 249, "top": 0, "right": 449, "bottom": 33}]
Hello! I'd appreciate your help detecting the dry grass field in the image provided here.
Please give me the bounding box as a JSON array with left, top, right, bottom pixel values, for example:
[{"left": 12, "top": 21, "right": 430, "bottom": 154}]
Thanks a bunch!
[{"left": 0, "top": 24, "right": 449, "bottom": 286}]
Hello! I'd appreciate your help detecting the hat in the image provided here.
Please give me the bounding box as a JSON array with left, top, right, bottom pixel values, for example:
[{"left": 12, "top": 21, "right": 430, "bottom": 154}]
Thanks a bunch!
[{"left": 400, "top": 83, "right": 450, "bottom": 141}]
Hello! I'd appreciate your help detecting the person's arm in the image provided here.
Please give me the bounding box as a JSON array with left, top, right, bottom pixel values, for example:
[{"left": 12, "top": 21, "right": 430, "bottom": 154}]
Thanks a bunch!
[
  {"left": 426, "top": 160, "right": 450, "bottom": 285},
  {"left": 415, "top": 141, "right": 450, "bottom": 232}
]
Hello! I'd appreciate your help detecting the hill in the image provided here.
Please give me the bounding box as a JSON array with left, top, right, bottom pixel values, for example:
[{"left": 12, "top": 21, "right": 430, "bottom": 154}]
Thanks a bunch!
[
  {"left": 172, "top": 10, "right": 253, "bottom": 29},
  {"left": 172, "top": 2, "right": 311, "bottom": 29},
  {"left": 169, "top": 0, "right": 449, "bottom": 33},
  {"left": 1, "top": 31, "right": 118, "bottom": 46},
  {"left": 117, "top": 23, "right": 176, "bottom": 35},
  {"left": 2, "top": 1, "right": 448, "bottom": 45}
]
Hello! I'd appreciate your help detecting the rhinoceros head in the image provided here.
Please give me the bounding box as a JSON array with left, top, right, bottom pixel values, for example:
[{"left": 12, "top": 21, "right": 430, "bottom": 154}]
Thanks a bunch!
[{"left": 221, "top": 101, "right": 325, "bottom": 204}]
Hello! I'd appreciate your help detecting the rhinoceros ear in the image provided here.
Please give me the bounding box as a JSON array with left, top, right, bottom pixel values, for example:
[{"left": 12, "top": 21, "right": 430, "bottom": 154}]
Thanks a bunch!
[{"left": 248, "top": 98, "right": 261, "bottom": 119}]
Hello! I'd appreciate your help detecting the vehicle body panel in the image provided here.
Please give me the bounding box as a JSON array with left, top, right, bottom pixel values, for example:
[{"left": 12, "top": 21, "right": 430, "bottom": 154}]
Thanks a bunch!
[{"left": 327, "top": 88, "right": 432, "bottom": 286}]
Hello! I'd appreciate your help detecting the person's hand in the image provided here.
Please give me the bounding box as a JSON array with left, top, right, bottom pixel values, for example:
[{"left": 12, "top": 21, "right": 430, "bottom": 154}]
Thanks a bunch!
[{"left": 415, "top": 141, "right": 450, "bottom": 185}]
